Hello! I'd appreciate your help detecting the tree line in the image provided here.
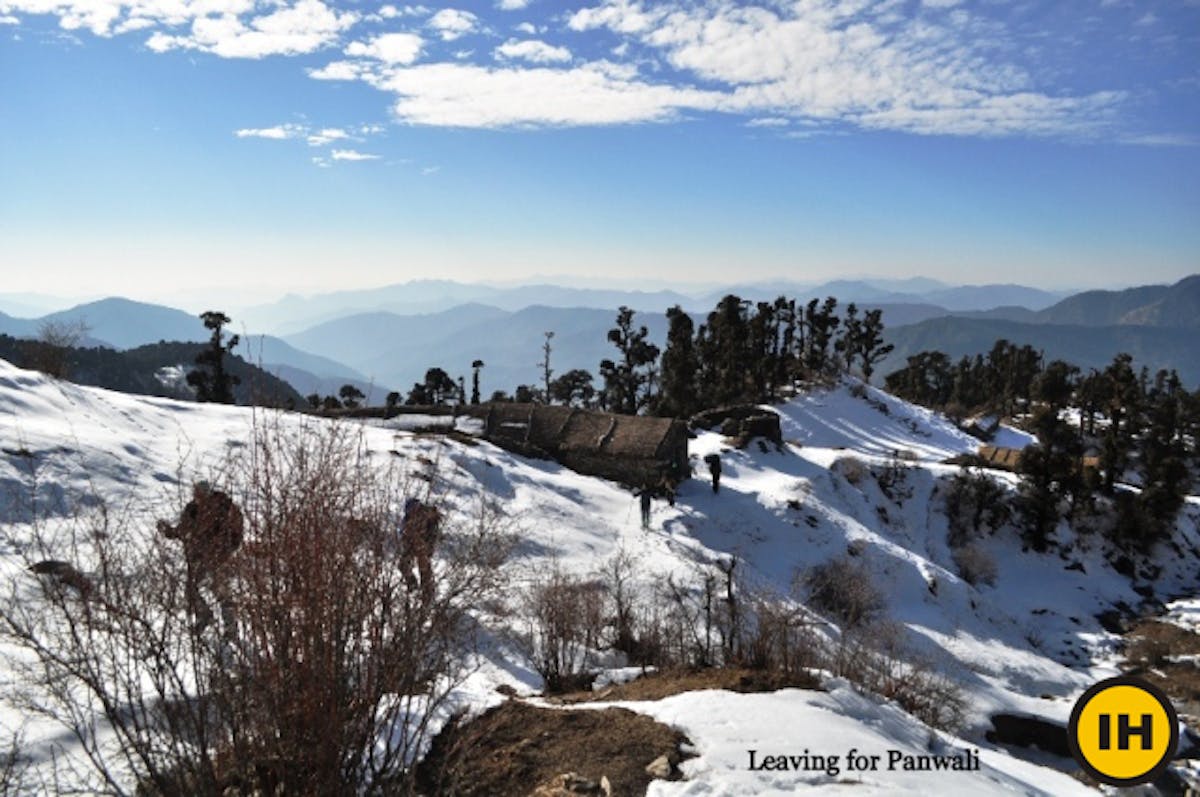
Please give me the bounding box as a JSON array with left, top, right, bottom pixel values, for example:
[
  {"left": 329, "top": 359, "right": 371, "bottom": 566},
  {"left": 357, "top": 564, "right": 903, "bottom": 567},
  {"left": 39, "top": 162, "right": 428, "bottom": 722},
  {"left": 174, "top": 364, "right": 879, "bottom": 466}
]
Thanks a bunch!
[
  {"left": 386, "top": 295, "right": 892, "bottom": 418},
  {"left": 889, "top": 343, "right": 1200, "bottom": 551}
]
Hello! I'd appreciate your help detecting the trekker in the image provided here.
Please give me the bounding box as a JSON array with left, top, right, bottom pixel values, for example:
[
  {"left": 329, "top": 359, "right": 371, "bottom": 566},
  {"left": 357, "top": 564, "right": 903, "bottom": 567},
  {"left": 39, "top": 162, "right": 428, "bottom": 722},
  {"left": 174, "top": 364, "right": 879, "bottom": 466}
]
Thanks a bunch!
[
  {"left": 637, "top": 487, "right": 652, "bottom": 530},
  {"left": 705, "top": 454, "right": 722, "bottom": 494},
  {"left": 157, "top": 481, "right": 244, "bottom": 632},
  {"left": 400, "top": 498, "right": 442, "bottom": 603}
]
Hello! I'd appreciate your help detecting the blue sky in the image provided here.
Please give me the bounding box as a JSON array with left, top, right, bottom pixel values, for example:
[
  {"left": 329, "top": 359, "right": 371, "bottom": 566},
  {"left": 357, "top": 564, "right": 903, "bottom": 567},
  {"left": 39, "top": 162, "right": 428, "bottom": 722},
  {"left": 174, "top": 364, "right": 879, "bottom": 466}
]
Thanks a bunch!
[{"left": 1, "top": 0, "right": 1197, "bottom": 304}]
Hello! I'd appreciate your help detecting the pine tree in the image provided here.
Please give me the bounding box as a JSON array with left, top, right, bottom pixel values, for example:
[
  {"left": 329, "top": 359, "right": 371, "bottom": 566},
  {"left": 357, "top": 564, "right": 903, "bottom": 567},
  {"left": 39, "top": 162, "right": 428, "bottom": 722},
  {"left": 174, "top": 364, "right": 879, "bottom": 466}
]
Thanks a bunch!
[
  {"left": 856, "top": 308, "right": 893, "bottom": 384},
  {"left": 1099, "top": 353, "right": 1141, "bottom": 494},
  {"left": 187, "top": 311, "right": 240, "bottom": 404},
  {"left": 338, "top": 384, "right": 365, "bottom": 409},
  {"left": 599, "top": 307, "right": 660, "bottom": 415},
  {"left": 658, "top": 305, "right": 699, "bottom": 417},
  {"left": 1133, "top": 369, "right": 1190, "bottom": 547},
  {"left": 1017, "top": 406, "right": 1082, "bottom": 552},
  {"left": 470, "top": 360, "right": 484, "bottom": 405},
  {"left": 540, "top": 331, "right": 555, "bottom": 404},
  {"left": 550, "top": 369, "right": 596, "bottom": 408},
  {"left": 706, "top": 294, "right": 750, "bottom": 404}
]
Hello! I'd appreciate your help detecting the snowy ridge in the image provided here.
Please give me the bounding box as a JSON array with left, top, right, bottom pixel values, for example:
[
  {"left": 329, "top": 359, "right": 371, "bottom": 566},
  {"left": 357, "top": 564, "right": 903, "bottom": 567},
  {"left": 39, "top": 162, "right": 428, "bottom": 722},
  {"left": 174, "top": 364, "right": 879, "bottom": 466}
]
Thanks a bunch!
[{"left": 2, "top": 359, "right": 1198, "bottom": 794}]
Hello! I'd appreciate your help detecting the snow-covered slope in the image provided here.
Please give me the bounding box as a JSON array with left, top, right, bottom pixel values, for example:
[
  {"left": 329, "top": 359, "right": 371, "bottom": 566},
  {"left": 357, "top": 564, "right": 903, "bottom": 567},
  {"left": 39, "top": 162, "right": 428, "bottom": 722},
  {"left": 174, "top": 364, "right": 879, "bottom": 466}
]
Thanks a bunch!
[{"left": 2, "top": 360, "right": 1197, "bottom": 795}]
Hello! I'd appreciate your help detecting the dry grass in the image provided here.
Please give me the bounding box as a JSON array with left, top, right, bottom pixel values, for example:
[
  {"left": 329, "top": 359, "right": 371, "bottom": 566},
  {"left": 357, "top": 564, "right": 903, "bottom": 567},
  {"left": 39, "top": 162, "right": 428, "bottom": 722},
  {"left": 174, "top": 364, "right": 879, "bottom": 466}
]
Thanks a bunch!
[
  {"left": 552, "top": 666, "right": 822, "bottom": 705},
  {"left": 416, "top": 700, "right": 691, "bottom": 797},
  {"left": 1123, "top": 620, "right": 1200, "bottom": 724}
]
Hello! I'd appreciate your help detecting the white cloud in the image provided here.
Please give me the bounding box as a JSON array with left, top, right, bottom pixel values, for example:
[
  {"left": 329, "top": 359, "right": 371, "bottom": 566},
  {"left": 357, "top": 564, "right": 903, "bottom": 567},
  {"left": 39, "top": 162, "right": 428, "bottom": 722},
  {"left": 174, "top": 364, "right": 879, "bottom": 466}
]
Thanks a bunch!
[
  {"left": 1135, "top": 11, "right": 1157, "bottom": 26},
  {"left": 1120, "top": 133, "right": 1200, "bottom": 147},
  {"left": 494, "top": 38, "right": 570, "bottom": 64},
  {"left": 564, "top": 0, "right": 1121, "bottom": 137},
  {"left": 513, "top": 21, "right": 537, "bottom": 34},
  {"left": 421, "top": 165, "right": 440, "bottom": 174},
  {"left": 331, "top": 148, "right": 380, "bottom": 160},
  {"left": 144, "top": 0, "right": 357, "bottom": 58},
  {"left": 377, "top": 61, "right": 724, "bottom": 127},
  {"left": 921, "top": 0, "right": 960, "bottom": 8},
  {"left": 308, "top": 59, "right": 367, "bottom": 80},
  {"left": 497, "top": 0, "right": 528, "bottom": 9},
  {"left": 235, "top": 124, "right": 304, "bottom": 139},
  {"left": 745, "top": 117, "right": 790, "bottom": 127},
  {"left": 378, "top": 4, "right": 428, "bottom": 18},
  {"left": 427, "top": 8, "right": 476, "bottom": 41},
  {"left": 344, "top": 31, "right": 422, "bottom": 64},
  {"left": 0, "top": 14, "right": 19, "bottom": 23},
  {"left": 306, "top": 127, "right": 349, "bottom": 145}
]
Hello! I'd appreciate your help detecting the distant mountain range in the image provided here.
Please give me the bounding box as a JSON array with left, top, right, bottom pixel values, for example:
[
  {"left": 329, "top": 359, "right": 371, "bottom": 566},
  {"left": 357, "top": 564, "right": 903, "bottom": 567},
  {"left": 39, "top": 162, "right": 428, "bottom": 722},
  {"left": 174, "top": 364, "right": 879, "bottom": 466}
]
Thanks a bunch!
[
  {"left": 237, "top": 278, "right": 1072, "bottom": 335},
  {"left": 0, "top": 276, "right": 1195, "bottom": 400},
  {"left": 0, "top": 298, "right": 386, "bottom": 400}
]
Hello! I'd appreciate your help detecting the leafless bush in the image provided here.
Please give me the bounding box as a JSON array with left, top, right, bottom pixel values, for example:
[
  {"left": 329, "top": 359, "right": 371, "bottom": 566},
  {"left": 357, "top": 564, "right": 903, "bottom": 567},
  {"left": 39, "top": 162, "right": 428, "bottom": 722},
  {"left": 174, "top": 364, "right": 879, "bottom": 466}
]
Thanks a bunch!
[
  {"left": 520, "top": 567, "right": 607, "bottom": 693},
  {"left": 32, "top": 318, "right": 90, "bottom": 379},
  {"left": 952, "top": 543, "right": 998, "bottom": 587},
  {"left": 0, "top": 416, "right": 512, "bottom": 795},
  {"left": 0, "top": 728, "right": 28, "bottom": 797},
  {"left": 831, "top": 456, "right": 869, "bottom": 487},
  {"left": 740, "top": 594, "right": 821, "bottom": 676},
  {"left": 803, "top": 555, "right": 886, "bottom": 631},
  {"left": 827, "top": 623, "right": 966, "bottom": 733}
]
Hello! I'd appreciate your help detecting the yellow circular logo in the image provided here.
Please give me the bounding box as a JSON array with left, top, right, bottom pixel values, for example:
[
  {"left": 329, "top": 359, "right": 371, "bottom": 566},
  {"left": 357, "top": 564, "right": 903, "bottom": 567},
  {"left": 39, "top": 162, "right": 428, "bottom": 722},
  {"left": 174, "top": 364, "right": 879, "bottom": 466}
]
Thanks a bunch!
[{"left": 1068, "top": 676, "right": 1179, "bottom": 786}]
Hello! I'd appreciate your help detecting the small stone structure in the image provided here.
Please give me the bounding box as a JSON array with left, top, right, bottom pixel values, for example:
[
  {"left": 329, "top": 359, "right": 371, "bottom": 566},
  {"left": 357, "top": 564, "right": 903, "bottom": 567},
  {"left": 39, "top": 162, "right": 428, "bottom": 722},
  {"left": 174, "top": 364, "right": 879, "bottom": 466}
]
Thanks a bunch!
[
  {"left": 691, "top": 405, "right": 782, "bottom": 446},
  {"left": 481, "top": 404, "right": 689, "bottom": 487}
]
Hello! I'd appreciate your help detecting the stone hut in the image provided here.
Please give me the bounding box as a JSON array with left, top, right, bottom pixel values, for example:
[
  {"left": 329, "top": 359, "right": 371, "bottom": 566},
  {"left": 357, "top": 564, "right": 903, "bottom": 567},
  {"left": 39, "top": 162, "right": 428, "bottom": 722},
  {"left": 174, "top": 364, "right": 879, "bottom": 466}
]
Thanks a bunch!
[{"left": 481, "top": 404, "right": 689, "bottom": 487}]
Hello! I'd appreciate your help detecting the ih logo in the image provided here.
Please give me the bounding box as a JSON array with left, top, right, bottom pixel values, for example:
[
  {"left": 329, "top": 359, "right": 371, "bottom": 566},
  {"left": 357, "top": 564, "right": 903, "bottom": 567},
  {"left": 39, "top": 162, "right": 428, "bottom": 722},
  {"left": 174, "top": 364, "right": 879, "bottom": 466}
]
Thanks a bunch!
[{"left": 1068, "top": 675, "right": 1179, "bottom": 786}]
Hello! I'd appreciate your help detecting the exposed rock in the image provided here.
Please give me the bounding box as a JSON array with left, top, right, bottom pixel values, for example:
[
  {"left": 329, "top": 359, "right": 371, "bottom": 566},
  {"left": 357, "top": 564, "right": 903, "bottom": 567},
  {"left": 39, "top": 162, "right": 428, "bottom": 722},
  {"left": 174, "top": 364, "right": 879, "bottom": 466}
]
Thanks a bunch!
[
  {"left": 528, "top": 772, "right": 612, "bottom": 797},
  {"left": 985, "top": 714, "right": 1071, "bottom": 758},
  {"left": 645, "top": 754, "right": 672, "bottom": 779}
]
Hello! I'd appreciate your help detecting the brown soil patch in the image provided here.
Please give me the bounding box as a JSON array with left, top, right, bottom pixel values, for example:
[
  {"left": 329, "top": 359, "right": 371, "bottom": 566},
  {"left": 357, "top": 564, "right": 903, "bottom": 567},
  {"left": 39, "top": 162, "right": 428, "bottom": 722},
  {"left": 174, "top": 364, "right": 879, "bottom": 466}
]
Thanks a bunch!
[
  {"left": 1123, "top": 619, "right": 1200, "bottom": 725},
  {"left": 416, "top": 700, "right": 691, "bottom": 797},
  {"left": 553, "top": 666, "right": 822, "bottom": 705}
]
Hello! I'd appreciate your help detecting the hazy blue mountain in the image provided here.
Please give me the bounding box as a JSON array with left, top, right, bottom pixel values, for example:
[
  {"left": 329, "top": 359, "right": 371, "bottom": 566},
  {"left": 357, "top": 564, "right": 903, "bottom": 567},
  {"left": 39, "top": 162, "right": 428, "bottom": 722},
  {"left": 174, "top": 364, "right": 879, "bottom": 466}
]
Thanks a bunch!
[
  {"left": 0, "top": 293, "right": 81, "bottom": 317},
  {"left": 242, "top": 281, "right": 695, "bottom": 334},
  {"left": 286, "top": 304, "right": 672, "bottom": 397},
  {"left": 233, "top": 334, "right": 369, "bottom": 383},
  {"left": 0, "top": 298, "right": 378, "bottom": 398},
  {"left": 1030, "top": 283, "right": 1172, "bottom": 326},
  {"left": 922, "top": 284, "right": 1067, "bottom": 312},
  {"left": 0, "top": 311, "right": 38, "bottom": 339},
  {"left": 284, "top": 304, "right": 512, "bottom": 373},
  {"left": 38, "top": 298, "right": 208, "bottom": 349},
  {"left": 1029, "top": 274, "right": 1199, "bottom": 327},
  {"left": 880, "top": 317, "right": 1200, "bottom": 385}
]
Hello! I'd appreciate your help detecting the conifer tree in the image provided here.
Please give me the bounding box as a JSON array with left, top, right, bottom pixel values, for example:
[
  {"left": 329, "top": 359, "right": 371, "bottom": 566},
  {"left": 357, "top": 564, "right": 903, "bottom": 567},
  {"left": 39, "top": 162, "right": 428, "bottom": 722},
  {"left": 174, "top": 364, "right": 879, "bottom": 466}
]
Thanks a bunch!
[
  {"left": 599, "top": 307, "right": 660, "bottom": 415},
  {"left": 187, "top": 311, "right": 240, "bottom": 404},
  {"left": 471, "top": 360, "right": 484, "bottom": 405},
  {"left": 658, "top": 305, "right": 699, "bottom": 417},
  {"left": 1099, "top": 353, "right": 1141, "bottom": 494}
]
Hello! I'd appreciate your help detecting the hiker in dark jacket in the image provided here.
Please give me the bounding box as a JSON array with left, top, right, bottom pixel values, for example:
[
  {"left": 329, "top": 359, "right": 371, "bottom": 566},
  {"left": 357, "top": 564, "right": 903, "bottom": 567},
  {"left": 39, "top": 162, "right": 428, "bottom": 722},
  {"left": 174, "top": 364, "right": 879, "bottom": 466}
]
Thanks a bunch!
[
  {"left": 705, "top": 454, "right": 722, "bottom": 494},
  {"left": 158, "top": 481, "right": 244, "bottom": 631},
  {"left": 636, "top": 487, "right": 653, "bottom": 529},
  {"left": 400, "top": 498, "right": 442, "bottom": 603}
]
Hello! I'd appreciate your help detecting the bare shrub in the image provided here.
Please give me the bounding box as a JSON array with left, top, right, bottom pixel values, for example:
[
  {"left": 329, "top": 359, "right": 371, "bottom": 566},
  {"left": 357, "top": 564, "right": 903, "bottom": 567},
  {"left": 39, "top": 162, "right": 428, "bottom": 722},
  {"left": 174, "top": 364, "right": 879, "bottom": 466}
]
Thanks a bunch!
[
  {"left": 0, "top": 417, "right": 511, "bottom": 795},
  {"left": 803, "top": 555, "right": 885, "bottom": 631},
  {"left": 520, "top": 567, "right": 607, "bottom": 693},
  {"left": 30, "top": 318, "right": 90, "bottom": 379},
  {"left": 831, "top": 456, "right": 868, "bottom": 487},
  {"left": 0, "top": 729, "right": 28, "bottom": 797},
  {"left": 740, "top": 594, "right": 821, "bottom": 676},
  {"left": 952, "top": 543, "right": 998, "bottom": 587},
  {"left": 827, "top": 623, "right": 966, "bottom": 733}
]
